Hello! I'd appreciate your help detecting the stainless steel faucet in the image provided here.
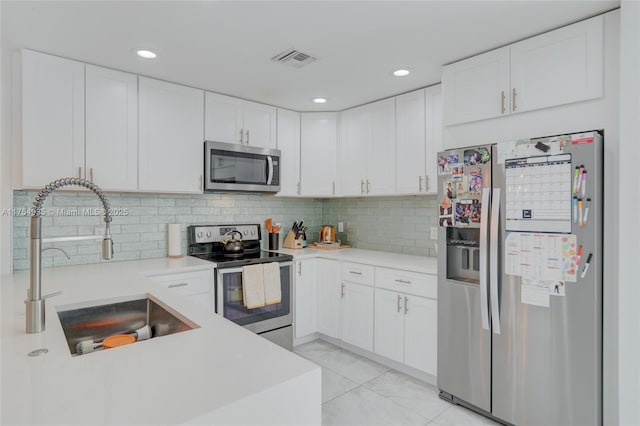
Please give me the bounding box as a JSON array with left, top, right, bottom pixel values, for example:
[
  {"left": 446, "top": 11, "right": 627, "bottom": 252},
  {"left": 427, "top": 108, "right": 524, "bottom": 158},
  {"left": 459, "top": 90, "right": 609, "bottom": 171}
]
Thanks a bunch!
[{"left": 26, "top": 177, "right": 114, "bottom": 334}]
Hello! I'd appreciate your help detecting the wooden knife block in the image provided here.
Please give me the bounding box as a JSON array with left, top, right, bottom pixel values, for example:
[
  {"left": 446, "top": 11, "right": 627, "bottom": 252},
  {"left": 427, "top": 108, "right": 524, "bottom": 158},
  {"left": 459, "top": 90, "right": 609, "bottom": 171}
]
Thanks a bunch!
[{"left": 282, "top": 230, "right": 303, "bottom": 249}]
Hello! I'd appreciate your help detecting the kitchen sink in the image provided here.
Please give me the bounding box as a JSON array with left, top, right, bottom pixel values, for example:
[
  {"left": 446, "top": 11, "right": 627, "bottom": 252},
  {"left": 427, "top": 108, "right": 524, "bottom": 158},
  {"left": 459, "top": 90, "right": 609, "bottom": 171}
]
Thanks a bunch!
[{"left": 56, "top": 294, "right": 199, "bottom": 356}]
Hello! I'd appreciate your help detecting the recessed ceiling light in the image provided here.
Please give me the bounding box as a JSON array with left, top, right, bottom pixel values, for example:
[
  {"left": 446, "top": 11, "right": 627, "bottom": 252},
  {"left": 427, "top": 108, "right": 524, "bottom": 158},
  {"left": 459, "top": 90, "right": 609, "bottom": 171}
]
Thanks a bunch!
[
  {"left": 313, "top": 98, "right": 327, "bottom": 104},
  {"left": 393, "top": 69, "right": 411, "bottom": 77},
  {"left": 136, "top": 49, "right": 157, "bottom": 59}
]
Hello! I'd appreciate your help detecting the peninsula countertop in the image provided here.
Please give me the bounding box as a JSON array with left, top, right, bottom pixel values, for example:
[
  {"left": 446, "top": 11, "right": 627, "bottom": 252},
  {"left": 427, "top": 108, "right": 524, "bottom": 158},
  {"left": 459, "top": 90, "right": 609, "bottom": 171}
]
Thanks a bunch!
[{"left": 0, "top": 257, "right": 320, "bottom": 425}]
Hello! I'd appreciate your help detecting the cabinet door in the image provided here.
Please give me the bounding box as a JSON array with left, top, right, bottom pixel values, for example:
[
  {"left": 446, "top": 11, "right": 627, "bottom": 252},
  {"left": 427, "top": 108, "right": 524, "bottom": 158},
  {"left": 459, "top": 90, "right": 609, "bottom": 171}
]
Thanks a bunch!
[
  {"left": 341, "top": 281, "right": 374, "bottom": 351},
  {"left": 243, "top": 100, "right": 277, "bottom": 149},
  {"left": 295, "top": 259, "right": 317, "bottom": 339},
  {"left": 21, "top": 50, "right": 85, "bottom": 188},
  {"left": 204, "top": 92, "right": 243, "bottom": 145},
  {"left": 276, "top": 108, "right": 301, "bottom": 196},
  {"left": 424, "top": 84, "right": 442, "bottom": 194},
  {"left": 316, "top": 259, "right": 341, "bottom": 338},
  {"left": 338, "top": 106, "right": 367, "bottom": 196},
  {"left": 442, "top": 47, "right": 510, "bottom": 126},
  {"left": 366, "top": 98, "right": 396, "bottom": 195},
  {"left": 374, "top": 289, "right": 405, "bottom": 363},
  {"left": 300, "top": 113, "right": 337, "bottom": 196},
  {"left": 85, "top": 65, "right": 138, "bottom": 191},
  {"left": 139, "top": 77, "right": 204, "bottom": 193},
  {"left": 148, "top": 269, "right": 214, "bottom": 312},
  {"left": 395, "top": 89, "right": 426, "bottom": 194},
  {"left": 510, "top": 15, "right": 603, "bottom": 114},
  {"left": 404, "top": 295, "right": 437, "bottom": 375}
]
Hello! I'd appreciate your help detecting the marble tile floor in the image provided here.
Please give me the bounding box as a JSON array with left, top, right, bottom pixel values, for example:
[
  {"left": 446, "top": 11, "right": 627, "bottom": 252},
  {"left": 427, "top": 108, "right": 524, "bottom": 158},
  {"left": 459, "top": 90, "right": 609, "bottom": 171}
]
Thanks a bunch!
[{"left": 294, "top": 340, "right": 500, "bottom": 426}]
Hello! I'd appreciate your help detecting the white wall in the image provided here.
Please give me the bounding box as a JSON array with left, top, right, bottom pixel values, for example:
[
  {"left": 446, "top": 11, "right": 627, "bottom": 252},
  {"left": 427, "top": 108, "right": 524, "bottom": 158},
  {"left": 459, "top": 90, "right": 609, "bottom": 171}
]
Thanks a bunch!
[
  {"left": 1, "top": 47, "right": 13, "bottom": 275},
  {"left": 617, "top": 2, "right": 640, "bottom": 425}
]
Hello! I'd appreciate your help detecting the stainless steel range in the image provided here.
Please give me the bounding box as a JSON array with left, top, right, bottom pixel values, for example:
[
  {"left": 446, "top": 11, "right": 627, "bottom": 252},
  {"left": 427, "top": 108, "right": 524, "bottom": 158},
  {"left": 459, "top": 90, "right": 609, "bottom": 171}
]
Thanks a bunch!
[{"left": 187, "top": 224, "right": 294, "bottom": 350}]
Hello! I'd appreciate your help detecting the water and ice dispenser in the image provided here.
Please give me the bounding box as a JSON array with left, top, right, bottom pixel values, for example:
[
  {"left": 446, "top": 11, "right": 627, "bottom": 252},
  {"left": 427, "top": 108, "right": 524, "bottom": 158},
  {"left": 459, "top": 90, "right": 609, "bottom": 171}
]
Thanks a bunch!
[{"left": 446, "top": 227, "right": 480, "bottom": 284}]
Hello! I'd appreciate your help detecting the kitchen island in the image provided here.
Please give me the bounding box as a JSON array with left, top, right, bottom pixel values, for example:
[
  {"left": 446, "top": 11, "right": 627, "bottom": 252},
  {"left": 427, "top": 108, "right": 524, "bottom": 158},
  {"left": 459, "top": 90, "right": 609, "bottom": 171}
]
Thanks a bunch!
[{"left": 0, "top": 257, "right": 321, "bottom": 425}]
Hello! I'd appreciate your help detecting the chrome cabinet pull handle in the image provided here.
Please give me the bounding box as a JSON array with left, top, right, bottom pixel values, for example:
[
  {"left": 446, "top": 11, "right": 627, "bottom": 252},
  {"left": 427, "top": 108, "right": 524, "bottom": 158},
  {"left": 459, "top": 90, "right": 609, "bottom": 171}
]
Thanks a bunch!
[
  {"left": 501, "top": 91, "right": 506, "bottom": 114},
  {"left": 333, "top": 181, "right": 336, "bottom": 195},
  {"left": 419, "top": 176, "right": 423, "bottom": 192},
  {"left": 341, "top": 283, "right": 345, "bottom": 298},
  {"left": 395, "top": 279, "right": 411, "bottom": 284},
  {"left": 298, "top": 261, "right": 302, "bottom": 276},
  {"left": 404, "top": 296, "right": 409, "bottom": 314},
  {"left": 89, "top": 167, "right": 94, "bottom": 183},
  {"left": 240, "top": 129, "right": 244, "bottom": 144},
  {"left": 397, "top": 295, "right": 402, "bottom": 313},
  {"left": 78, "top": 167, "right": 82, "bottom": 179},
  {"left": 168, "top": 282, "right": 188, "bottom": 288},
  {"left": 425, "top": 175, "right": 430, "bottom": 192},
  {"left": 512, "top": 88, "right": 517, "bottom": 111},
  {"left": 349, "top": 271, "right": 362, "bottom": 275},
  {"left": 245, "top": 130, "right": 250, "bottom": 145},
  {"left": 361, "top": 180, "right": 365, "bottom": 194},
  {"left": 366, "top": 180, "right": 370, "bottom": 194}
]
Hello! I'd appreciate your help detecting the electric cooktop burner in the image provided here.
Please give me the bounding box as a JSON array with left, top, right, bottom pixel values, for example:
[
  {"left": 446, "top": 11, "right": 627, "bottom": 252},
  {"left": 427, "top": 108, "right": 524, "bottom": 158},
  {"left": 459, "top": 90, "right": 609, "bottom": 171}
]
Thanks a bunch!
[{"left": 186, "top": 224, "right": 293, "bottom": 267}]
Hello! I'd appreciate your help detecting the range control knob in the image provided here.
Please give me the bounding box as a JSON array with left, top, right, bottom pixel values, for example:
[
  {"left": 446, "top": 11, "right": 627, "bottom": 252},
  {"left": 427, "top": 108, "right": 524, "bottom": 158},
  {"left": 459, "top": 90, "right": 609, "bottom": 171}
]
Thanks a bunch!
[
  {"left": 206, "top": 232, "right": 212, "bottom": 238},
  {"left": 251, "top": 230, "right": 256, "bottom": 236},
  {"left": 243, "top": 230, "right": 248, "bottom": 236},
  {"left": 197, "top": 232, "right": 203, "bottom": 239}
]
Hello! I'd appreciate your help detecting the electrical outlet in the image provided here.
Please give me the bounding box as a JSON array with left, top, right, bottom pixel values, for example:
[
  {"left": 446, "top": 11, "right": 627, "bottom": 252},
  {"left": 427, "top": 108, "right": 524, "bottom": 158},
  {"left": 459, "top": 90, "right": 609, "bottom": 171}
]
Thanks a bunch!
[
  {"left": 338, "top": 222, "right": 344, "bottom": 232},
  {"left": 430, "top": 226, "right": 438, "bottom": 240}
]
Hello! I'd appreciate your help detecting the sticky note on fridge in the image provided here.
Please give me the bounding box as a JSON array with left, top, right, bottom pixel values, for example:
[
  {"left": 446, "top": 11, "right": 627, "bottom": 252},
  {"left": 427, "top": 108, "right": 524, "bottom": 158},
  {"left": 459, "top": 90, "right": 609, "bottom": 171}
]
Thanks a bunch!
[{"left": 521, "top": 283, "right": 550, "bottom": 308}]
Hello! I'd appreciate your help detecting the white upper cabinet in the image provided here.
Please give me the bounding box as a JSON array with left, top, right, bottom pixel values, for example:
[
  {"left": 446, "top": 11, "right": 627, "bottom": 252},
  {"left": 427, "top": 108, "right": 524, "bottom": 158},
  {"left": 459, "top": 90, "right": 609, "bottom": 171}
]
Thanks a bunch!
[
  {"left": 205, "top": 92, "right": 277, "bottom": 149},
  {"left": 276, "top": 108, "right": 301, "bottom": 196},
  {"left": 338, "top": 98, "right": 396, "bottom": 196},
  {"left": 442, "top": 47, "right": 510, "bottom": 126},
  {"left": 204, "top": 92, "right": 243, "bottom": 144},
  {"left": 424, "top": 84, "right": 442, "bottom": 194},
  {"left": 366, "top": 98, "right": 396, "bottom": 195},
  {"left": 395, "top": 85, "right": 441, "bottom": 195},
  {"left": 443, "top": 15, "right": 603, "bottom": 126},
  {"left": 139, "top": 77, "right": 204, "bottom": 193},
  {"left": 85, "top": 65, "right": 138, "bottom": 191},
  {"left": 21, "top": 50, "right": 85, "bottom": 188},
  {"left": 510, "top": 15, "right": 603, "bottom": 114},
  {"left": 338, "top": 106, "right": 367, "bottom": 196},
  {"left": 300, "top": 112, "right": 338, "bottom": 196},
  {"left": 395, "top": 89, "right": 426, "bottom": 194},
  {"left": 242, "top": 100, "right": 277, "bottom": 149}
]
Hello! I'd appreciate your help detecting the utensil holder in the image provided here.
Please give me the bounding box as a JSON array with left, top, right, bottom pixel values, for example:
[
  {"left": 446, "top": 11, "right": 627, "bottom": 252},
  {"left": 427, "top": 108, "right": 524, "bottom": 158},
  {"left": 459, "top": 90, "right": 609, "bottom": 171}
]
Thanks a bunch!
[
  {"left": 282, "top": 230, "right": 303, "bottom": 249},
  {"left": 268, "top": 233, "right": 280, "bottom": 250}
]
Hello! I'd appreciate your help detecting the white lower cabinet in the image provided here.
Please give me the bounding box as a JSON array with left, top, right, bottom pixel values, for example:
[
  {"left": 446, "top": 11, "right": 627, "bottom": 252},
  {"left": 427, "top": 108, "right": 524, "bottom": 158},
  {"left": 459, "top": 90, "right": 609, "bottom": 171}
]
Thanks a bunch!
[
  {"left": 340, "top": 281, "right": 374, "bottom": 352},
  {"left": 147, "top": 269, "right": 214, "bottom": 312},
  {"left": 403, "top": 295, "right": 437, "bottom": 375},
  {"left": 294, "top": 259, "right": 317, "bottom": 339},
  {"left": 316, "top": 259, "right": 341, "bottom": 338}
]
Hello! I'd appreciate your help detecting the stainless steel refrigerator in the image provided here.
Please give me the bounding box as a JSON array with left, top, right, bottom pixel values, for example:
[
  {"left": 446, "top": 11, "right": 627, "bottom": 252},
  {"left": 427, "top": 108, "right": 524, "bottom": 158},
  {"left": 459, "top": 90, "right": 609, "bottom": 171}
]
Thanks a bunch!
[{"left": 436, "top": 131, "right": 603, "bottom": 425}]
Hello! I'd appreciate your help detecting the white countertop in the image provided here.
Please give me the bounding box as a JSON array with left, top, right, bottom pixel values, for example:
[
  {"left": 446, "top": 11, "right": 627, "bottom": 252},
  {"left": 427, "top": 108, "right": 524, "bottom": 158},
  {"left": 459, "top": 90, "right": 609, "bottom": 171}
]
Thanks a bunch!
[
  {"left": 272, "top": 247, "right": 438, "bottom": 275},
  {"left": 1, "top": 257, "right": 320, "bottom": 425}
]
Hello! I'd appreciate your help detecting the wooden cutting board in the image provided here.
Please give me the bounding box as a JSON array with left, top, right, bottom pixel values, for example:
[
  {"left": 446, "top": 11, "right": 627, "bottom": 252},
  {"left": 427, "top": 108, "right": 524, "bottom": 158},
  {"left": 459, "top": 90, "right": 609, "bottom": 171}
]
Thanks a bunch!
[{"left": 311, "top": 242, "right": 351, "bottom": 250}]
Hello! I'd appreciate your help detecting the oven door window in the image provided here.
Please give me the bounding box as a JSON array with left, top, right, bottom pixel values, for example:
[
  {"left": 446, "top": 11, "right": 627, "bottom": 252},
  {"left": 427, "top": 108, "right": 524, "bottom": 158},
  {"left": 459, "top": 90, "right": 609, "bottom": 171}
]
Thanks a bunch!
[
  {"left": 210, "top": 149, "right": 268, "bottom": 185},
  {"left": 218, "top": 265, "right": 291, "bottom": 326}
]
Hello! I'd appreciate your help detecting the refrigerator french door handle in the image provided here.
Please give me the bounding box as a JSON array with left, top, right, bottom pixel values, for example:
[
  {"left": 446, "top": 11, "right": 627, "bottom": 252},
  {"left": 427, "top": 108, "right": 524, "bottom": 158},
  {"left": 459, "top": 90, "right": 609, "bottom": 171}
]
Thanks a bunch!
[
  {"left": 490, "top": 188, "right": 501, "bottom": 334},
  {"left": 479, "top": 188, "right": 491, "bottom": 331}
]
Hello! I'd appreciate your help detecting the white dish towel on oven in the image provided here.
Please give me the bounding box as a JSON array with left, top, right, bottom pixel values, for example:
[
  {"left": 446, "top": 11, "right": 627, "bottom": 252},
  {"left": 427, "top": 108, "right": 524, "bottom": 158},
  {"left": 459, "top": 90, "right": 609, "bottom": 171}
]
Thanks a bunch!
[
  {"left": 242, "top": 264, "right": 265, "bottom": 309},
  {"left": 263, "top": 262, "right": 282, "bottom": 305}
]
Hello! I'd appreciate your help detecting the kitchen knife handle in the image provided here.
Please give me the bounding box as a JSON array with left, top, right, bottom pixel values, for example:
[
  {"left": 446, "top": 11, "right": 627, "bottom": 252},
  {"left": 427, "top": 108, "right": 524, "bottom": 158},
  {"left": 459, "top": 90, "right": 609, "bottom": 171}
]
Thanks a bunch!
[
  {"left": 490, "top": 188, "right": 501, "bottom": 335},
  {"left": 479, "top": 188, "right": 491, "bottom": 331}
]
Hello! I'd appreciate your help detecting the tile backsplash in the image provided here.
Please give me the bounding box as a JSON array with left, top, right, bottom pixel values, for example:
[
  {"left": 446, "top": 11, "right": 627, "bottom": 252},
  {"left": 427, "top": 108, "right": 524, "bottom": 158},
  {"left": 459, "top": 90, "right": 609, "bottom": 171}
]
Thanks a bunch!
[
  {"left": 322, "top": 196, "right": 438, "bottom": 257},
  {"left": 11, "top": 191, "right": 438, "bottom": 270}
]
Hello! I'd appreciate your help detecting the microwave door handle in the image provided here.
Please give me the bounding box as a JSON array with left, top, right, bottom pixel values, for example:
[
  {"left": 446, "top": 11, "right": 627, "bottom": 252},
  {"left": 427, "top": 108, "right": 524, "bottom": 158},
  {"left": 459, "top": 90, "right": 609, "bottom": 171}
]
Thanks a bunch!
[{"left": 266, "top": 156, "right": 274, "bottom": 185}]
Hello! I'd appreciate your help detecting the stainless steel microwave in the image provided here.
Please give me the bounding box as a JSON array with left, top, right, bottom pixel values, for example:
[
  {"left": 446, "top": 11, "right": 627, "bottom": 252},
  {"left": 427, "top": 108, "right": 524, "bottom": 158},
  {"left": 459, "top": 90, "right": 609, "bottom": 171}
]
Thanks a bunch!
[{"left": 204, "top": 141, "right": 281, "bottom": 193}]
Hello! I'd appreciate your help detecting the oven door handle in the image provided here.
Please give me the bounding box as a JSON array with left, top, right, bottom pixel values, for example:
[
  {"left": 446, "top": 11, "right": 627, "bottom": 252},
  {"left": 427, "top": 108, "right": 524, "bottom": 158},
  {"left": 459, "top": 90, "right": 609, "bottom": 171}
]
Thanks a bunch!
[{"left": 266, "top": 156, "right": 274, "bottom": 185}]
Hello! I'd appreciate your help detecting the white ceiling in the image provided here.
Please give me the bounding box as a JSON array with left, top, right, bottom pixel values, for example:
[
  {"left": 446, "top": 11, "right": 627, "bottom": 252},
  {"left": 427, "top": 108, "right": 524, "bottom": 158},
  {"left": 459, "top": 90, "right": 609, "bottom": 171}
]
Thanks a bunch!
[{"left": 1, "top": 1, "right": 619, "bottom": 111}]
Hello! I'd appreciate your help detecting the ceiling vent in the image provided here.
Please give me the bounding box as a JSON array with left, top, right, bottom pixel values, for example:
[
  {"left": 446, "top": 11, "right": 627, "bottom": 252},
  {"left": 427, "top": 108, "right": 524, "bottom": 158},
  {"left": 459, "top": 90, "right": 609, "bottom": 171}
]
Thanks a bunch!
[{"left": 271, "top": 48, "right": 317, "bottom": 69}]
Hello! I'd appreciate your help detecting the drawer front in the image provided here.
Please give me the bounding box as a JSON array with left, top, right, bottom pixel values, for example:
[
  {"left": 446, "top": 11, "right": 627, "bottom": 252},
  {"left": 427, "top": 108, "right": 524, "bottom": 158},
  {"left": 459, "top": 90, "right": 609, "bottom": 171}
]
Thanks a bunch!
[
  {"left": 375, "top": 267, "right": 437, "bottom": 299},
  {"left": 149, "top": 270, "right": 212, "bottom": 296},
  {"left": 342, "top": 262, "right": 374, "bottom": 286}
]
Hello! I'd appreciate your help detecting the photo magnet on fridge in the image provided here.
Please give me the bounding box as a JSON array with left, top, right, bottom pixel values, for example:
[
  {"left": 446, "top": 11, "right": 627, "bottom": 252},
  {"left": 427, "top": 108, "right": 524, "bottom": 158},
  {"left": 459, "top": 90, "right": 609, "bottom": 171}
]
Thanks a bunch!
[
  {"left": 455, "top": 199, "right": 478, "bottom": 224},
  {"left": 444, "top": 181, "right": 457, "bottom": 199},
  {"left": 451, "top": 163, "right": 464, "bottom": 182},
  {"left": 464, "top": 148, "right": 490, "bottom": 165},
  {"left": 439, "top": 198, "right": 454, "bottom": 227},
  {"left": 456, "top": 175, "right": 468, "bottom": 198},
  {"left": 438, "top": 154, "right": 459, "bottom": 175},
  {"left": 468, "top": 169, "right": 483, "bottom": 195}
]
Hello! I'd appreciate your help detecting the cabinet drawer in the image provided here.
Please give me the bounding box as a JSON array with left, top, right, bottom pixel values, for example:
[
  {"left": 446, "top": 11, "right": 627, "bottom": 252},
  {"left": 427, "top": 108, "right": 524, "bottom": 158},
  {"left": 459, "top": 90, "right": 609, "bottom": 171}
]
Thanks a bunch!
[
  {"left": 375, "top": 267, "right": 436, "bottom": 299},
  {"left": 342, "top": 262, "right": 374, "bottom": 286},
  {"left": 149, "top": 270, "right": 212, "bottom": 296}
]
